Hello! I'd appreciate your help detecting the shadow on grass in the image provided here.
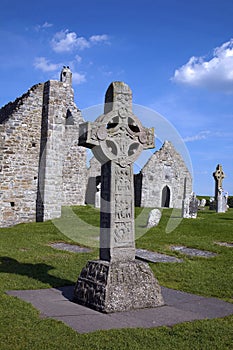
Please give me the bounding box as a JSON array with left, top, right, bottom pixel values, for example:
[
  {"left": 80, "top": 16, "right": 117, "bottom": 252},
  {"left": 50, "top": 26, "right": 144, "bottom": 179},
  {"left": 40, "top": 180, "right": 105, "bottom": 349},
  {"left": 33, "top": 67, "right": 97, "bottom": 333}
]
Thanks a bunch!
[
  {"left": 218, "top": 217, "right": 233, "bottom": 220},
  {"left": 0, "top": 256, "right": 73, "bottom": 287}
]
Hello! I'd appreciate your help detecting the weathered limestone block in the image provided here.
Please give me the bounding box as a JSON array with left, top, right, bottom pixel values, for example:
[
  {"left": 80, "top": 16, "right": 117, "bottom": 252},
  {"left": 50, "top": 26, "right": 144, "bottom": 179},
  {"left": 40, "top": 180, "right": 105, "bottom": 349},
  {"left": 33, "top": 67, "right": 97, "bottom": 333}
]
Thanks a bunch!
[
  {"left": 200, "top": 198, "right": 206, "bottom": 207},
  {"left": 74, "top": 260, "right": 164, "bottom": 313},
  {"left": 182, "top": 192, "right": 198, "bottom": 218},
  {"left": 146, "top": 208, "right": 162, "bottom": 228},
  {"left": 217, "top": 193, "right": 227, "bottom": 213}
]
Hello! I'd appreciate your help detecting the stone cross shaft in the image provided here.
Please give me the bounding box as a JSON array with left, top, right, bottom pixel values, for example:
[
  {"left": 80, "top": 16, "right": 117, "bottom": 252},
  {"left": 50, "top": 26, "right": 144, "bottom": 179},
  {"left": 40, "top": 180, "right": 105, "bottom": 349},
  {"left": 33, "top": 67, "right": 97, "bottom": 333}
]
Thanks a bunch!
[
  {"left": 213, "top": 164, "right": 225, "bottom": 199},
  {"left": 79, "top": 82, "right": 154, "bottom": 262}
]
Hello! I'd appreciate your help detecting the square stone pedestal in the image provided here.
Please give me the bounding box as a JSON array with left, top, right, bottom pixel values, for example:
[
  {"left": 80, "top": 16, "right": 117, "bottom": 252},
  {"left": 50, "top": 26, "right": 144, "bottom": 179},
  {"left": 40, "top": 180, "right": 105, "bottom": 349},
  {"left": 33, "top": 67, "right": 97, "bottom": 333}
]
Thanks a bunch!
[{"left": 73, "top": 260, "right": 164, "bottom": 313}]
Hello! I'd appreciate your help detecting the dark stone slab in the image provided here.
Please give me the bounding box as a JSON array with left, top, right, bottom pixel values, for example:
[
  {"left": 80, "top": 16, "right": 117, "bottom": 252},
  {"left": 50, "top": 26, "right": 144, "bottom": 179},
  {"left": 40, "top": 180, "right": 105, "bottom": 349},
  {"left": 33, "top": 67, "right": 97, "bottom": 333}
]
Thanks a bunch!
[
  {"left": 170, "top": 246, "right": 217, "bottom": 257},
  {"left": 7, "top": 285, "right": 233, "bottom": 334},
  {"left": 136, "top": 249, "right": 183, "bottom": 263},
  {"left": 50, "top": 242, "right": 92, "bottom": 253}
]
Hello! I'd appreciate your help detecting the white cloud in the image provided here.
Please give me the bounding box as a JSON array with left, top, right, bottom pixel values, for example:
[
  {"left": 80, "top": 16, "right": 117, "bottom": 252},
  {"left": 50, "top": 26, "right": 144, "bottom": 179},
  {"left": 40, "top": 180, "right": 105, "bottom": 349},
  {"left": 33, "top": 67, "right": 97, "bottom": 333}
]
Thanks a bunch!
[
  {"left": 183, "top": 130, "right": 210, "bottom": 142},
  {"left": 51, "top": 30, "right": 109, "bottom": 53},
  {"left": 89, "top": 34, "right": 109, "bottom": 43},
  {"left": 51, "top": 30, "right": 89, "bottom": 52},
  {"left": 35, "top": 22, "right": 53, "bottom": 31},
  {"left": 72, "top": 72, "right": 86, "bottom": 85},
  {"left": 33, "top": 57, "right": 61, "bottom": 72},
  {"left": 172, "top": 39, "right": 233, "bottom": 93},
  {"left": 41, "top": 22, "right": 53, "bottom": 29},
  {"left": 75, "top": 55, "right": 82, "bottom": 63}
]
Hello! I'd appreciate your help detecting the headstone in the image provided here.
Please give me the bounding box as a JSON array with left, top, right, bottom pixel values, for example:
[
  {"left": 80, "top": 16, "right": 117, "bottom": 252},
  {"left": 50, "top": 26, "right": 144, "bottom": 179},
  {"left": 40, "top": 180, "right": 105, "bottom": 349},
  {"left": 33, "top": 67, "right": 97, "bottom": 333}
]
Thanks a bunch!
[
  {"left": 182, "top": 192, "right": 198, "bottom": 218},
  {"left": 95, "top": 183, "right": 101, "bottom": 208},
  {"left": 73, "top": 82, "right": 164, "bottom": 313},
  {"left": 146, "top": 209, "right": 162, "bottom": 228},
  {"left": 200, "top": 198, "right": 206, "bottom": 207},
  {"left": 217, "top": 187, "right": 228, "bottom": 213},
  {"left": 209, "top": 197, "right": 216, "bottom": 210},
  {"left": 224, "top": 191, "right": 229, "bottom": 210}
]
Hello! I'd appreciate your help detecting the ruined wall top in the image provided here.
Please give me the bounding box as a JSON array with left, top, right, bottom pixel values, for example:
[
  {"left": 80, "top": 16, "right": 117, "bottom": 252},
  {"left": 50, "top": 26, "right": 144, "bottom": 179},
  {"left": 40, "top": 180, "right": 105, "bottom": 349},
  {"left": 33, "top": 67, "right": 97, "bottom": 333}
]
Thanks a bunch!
[
  {"left": 60, "top": 66, "right": 72, "bottom": 86},
  {"left": 142, "top": 140, "right": 190, "bottom": 173},
  {"left": 0, "top": 84, "right": 43, "bottom": 123}
]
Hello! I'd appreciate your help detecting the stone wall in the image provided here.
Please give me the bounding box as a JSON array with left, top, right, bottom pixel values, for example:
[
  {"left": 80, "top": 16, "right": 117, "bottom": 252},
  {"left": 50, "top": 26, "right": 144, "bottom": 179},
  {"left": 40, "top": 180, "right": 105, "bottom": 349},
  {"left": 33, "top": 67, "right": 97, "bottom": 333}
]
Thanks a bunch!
[
  {"left": 86, "top": 140, "right": 192, "bottom": 209},
  {"left": 0, "top": 67, "right": 86, "bottom": 227},
  {"left": 85, "top": 156, "right": 101, "bottom": 205},
  {"left": 0, "top": 84, "right": 44, "bottom": 226},
  {"left": 138, "top": 141, "right": 192, "bottom": 209}
]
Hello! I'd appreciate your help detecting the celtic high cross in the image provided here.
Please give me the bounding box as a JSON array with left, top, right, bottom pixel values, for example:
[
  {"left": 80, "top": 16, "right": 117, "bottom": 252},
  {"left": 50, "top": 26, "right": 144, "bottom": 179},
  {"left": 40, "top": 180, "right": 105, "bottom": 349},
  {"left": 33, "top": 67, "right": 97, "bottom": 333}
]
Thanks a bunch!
[
  {"left": 213, "top": 164, "right": 225, "bottom": 199},
  {"left": 79, "top": 81, "right": 154, "bottom": 262},
  {"left": 75, "top": 82, "right": 164, "bottom": 313}
]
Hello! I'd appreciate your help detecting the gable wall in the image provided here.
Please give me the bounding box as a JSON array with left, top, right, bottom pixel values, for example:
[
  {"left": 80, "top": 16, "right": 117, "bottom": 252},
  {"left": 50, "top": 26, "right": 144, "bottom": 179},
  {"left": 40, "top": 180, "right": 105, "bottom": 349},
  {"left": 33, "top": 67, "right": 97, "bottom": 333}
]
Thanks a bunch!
[
  {"left": 140, "top": 141, "right": 192, "bottom": 209},
  {"left": 0, "top": 84, "right": 44, "bottom": 226},
  {"left": 0, "top": 75, "right": 86, "bottom": 227}
]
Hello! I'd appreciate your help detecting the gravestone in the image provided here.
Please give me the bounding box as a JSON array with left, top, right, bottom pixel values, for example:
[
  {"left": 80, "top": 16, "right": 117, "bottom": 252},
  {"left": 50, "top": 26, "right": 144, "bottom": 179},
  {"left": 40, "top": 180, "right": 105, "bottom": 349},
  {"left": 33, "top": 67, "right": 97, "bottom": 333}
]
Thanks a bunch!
[
  {"left": 73, "top": 82, "right": 164, "bottom": 313},
  {"left": 146, "top": 209, "right": 162, "bottom": 228},
  {"left": 209, "top": 197, "right": 216, "bottom": 210},
  {"left": 182, "top": 192, "right": 198, "bottom": 218},
  {"left": 200, "top": 198, "right": 206, "bottom": 207},
  {"left": 213, "top": 164, "right": 226, "bottom": 213},
  {"left": 216, "top": 188, "right": 228, "bottom": 213},
  {"left": 95, "top": 183, "right": 101, "bottom": 208}
]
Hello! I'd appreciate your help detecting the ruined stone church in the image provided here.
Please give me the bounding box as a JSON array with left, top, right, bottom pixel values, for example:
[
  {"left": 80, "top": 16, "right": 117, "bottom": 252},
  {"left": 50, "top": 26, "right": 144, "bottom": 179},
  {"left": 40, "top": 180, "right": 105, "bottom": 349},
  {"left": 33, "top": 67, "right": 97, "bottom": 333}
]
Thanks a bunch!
[
  {"left": 135, "top": 141, "right": 192, "bottom": 208},
  {"left": 86, "top": 141, "right": 192, "bottom": 209},
  {"left": 0, "top": 67, "right": 86, "bottom": 227},
  {"left": 0, "top": 68, "right": 192, "bottom": 227}
]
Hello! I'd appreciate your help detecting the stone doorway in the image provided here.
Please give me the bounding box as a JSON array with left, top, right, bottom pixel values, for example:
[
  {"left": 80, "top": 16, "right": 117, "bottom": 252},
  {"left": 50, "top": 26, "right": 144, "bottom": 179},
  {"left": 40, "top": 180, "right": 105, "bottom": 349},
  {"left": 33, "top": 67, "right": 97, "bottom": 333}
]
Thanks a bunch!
[{"left": 161, "top": 185, "right": 170, "bottom": 207}]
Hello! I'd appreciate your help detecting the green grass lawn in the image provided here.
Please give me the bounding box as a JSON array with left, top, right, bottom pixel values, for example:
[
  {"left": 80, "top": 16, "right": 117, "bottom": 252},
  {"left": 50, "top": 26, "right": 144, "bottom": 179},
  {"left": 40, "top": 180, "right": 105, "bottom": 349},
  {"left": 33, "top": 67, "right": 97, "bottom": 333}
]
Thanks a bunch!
[{"left": 0, "top": 206, "right": 233, "bottom": 349}]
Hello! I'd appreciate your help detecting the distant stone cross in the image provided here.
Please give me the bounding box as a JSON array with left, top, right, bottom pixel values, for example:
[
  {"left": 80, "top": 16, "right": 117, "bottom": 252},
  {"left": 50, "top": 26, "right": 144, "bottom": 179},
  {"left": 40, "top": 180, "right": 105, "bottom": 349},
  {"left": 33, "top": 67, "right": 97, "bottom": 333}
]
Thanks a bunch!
[
  {"left": 213, "top": 164, "right": 225, "bottom": 199},
  {"left": 79, "top": 82, "right": 154, "bottom": 262}
]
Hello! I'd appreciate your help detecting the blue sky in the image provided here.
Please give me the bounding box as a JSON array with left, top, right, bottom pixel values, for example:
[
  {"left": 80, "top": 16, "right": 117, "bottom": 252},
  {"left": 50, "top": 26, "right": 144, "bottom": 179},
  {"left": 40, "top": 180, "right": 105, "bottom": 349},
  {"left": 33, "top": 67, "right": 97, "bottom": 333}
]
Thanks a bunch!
[{"left": 1, "top": 0, "right": 233, "bottom": 196}]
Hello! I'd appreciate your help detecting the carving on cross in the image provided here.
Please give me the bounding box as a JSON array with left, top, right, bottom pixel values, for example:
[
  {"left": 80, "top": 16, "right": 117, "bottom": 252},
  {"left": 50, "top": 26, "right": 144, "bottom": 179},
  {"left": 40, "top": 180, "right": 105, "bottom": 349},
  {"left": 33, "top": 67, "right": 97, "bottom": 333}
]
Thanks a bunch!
[
  {"left": 78, "top": 82, "right": 155, "bottom": 262},
  {"left": 213, "top": 164, "right": 225, "bottom": 187},
  {"left": 213, "top": 164, "right": 225, "bottom": 198},
  {"left": 79, "top": 107, "right": 154, "bottom": 167}
]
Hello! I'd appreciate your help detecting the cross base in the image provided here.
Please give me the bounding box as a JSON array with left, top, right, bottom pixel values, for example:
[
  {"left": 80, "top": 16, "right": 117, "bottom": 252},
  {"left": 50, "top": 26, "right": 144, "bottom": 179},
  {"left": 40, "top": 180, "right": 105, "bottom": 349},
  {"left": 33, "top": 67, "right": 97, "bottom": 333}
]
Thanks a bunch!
[{"left": 73, "top": 260, "right": 164, "bottom": 313}]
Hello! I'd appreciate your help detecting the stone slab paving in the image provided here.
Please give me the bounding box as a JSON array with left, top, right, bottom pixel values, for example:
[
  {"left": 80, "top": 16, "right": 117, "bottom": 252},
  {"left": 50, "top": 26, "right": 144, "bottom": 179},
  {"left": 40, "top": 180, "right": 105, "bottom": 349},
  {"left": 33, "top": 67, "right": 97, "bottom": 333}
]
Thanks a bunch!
[
  {"left": 7, "top": 286, "right": 233, "bottom": 334},
  {"left": 136, "top": 249, "right": 183, "bottom": 263},
  {"left": 50, "top": 243, "right": 92, "bottom": 253},
  {"left": 215, "top": 242, "right": 233, "bottom": 248},
  {"left": 170, "top": 246, "right": 217, "bottom": 258}
]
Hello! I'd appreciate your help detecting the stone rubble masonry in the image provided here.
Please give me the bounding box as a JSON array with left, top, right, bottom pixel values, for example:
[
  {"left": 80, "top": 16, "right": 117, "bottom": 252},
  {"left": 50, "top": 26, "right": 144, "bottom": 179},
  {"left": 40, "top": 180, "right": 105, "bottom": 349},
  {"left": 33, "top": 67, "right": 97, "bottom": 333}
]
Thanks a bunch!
[
  {"left": 85, "top": 156, "right": 101, "bottom": 205},
  {"left": 0, "top": 67, "right": 86, "bottom": 227},
  {"left": 139, "top": 141, "right": 192, "bottom": 209},
  {"left": 87, "top": 140, "right": 193, "bottom": 209}
]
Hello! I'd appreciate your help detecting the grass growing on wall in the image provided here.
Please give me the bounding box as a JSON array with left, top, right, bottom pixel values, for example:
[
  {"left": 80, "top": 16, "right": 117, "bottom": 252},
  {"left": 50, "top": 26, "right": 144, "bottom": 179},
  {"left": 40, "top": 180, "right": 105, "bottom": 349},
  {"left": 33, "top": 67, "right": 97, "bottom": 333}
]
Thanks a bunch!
[{"left": 0, "top": 206, "right": 233, "bottom": 349}]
